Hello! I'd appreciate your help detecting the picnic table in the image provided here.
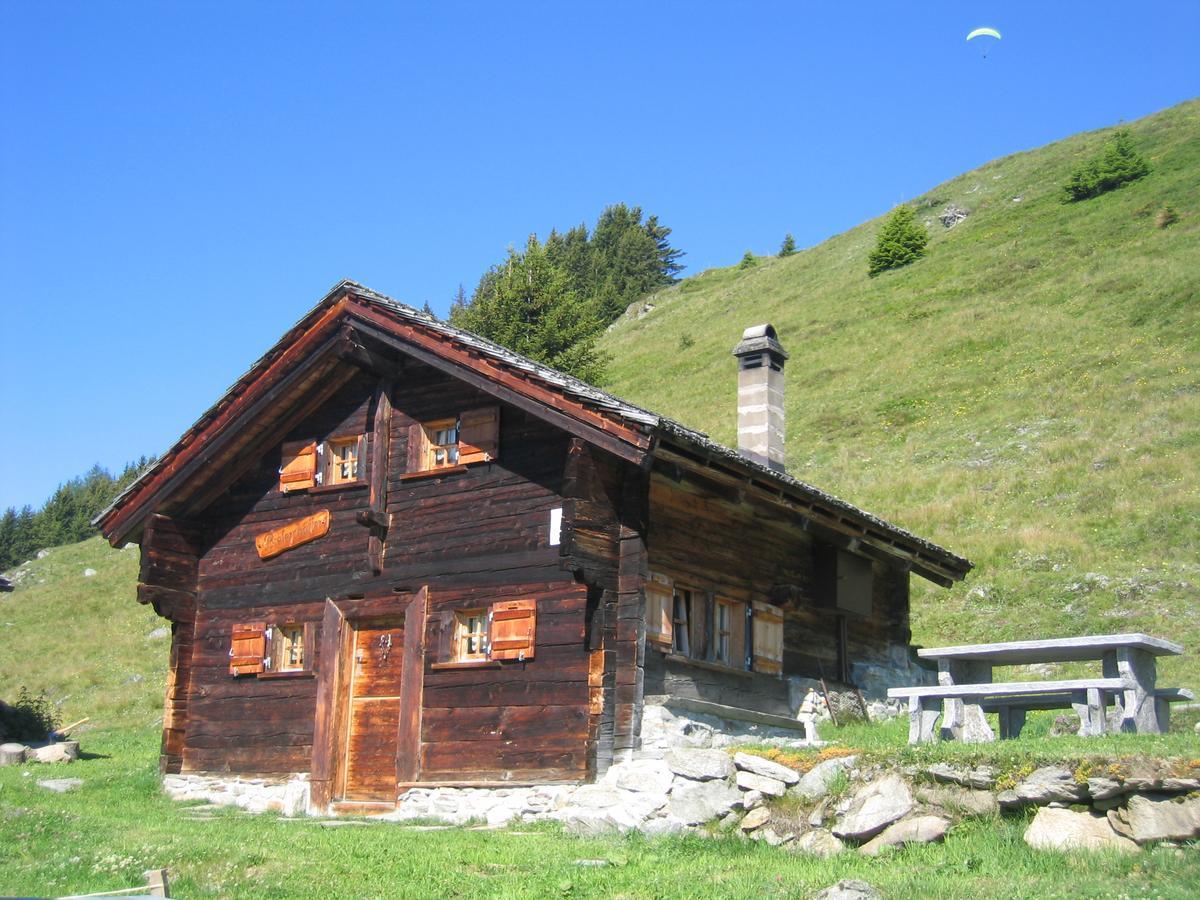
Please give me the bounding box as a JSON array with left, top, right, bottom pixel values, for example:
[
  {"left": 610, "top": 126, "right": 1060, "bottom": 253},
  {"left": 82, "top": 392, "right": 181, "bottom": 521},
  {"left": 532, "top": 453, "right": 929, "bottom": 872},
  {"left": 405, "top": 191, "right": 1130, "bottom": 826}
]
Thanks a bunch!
[{"left": 888, "top": 633, "right": 1191, "bottom": 743}]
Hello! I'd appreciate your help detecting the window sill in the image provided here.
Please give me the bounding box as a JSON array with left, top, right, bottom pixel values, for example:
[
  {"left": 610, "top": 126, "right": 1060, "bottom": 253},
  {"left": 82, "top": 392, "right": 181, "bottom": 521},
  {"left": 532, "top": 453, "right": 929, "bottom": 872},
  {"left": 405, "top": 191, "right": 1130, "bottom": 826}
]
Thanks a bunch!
[
  {"left": 430, "top": 659, "right": 502, "bottom": 671},
  {"left": 258, "top": 670, "right": 316, "bottom": 680},
  {"left": 399, "top": 465, "right": 469, "bottom": 482},
  {"left": 308, "top": 481, "right": 368, "bottom": 495},
  {"left": 662, "top": 652, "right": 755, "bottom": 678}
]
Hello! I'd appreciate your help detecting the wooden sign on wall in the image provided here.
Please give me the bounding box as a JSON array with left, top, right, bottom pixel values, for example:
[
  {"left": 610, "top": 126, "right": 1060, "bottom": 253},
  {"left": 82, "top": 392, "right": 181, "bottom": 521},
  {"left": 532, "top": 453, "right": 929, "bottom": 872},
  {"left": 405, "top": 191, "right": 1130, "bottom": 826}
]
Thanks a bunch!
[{"left": 255, "top": 509, "right": 331, "bottom": 560}]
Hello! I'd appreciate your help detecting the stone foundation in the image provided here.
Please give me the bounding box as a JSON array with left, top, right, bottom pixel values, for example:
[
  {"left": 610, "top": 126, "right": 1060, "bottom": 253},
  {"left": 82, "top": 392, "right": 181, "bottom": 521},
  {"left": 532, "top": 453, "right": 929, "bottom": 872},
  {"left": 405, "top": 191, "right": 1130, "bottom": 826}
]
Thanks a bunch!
[{"left": 163, "top": 772, "right": 311, "bottom": 817}]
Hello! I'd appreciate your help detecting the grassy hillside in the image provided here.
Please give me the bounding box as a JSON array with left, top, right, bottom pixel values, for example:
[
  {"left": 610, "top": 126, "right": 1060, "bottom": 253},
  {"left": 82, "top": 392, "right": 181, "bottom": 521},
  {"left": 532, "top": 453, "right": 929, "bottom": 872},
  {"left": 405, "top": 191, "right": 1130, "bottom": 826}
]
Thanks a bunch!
[{"left": 601, "top": 100, "right": 1200, "bottom": 688}]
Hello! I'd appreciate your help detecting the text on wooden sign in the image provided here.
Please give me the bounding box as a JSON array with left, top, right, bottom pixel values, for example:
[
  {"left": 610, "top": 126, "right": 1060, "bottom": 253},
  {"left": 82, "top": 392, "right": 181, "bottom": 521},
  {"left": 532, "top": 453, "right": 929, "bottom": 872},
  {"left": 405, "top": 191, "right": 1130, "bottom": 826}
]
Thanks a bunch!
[{"left": 255, "top": 509, "right": 331, "bottom": 559}]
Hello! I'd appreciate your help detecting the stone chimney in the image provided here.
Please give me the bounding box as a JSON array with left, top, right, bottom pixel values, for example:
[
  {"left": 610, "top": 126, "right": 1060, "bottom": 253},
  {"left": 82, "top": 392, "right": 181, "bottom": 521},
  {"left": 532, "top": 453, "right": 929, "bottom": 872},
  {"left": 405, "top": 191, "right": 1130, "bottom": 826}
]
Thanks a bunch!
[{"left": 732, "top": 324, "right": 788, "bottom": 472}]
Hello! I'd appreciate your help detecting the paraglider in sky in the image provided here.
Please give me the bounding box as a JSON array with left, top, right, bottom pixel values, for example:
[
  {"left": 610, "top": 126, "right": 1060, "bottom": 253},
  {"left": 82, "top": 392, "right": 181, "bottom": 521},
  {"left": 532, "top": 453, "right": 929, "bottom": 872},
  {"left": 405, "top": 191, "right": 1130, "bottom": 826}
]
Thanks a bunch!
[{"left": 966, "top": 27, "right": 1002, "bottom": 58}]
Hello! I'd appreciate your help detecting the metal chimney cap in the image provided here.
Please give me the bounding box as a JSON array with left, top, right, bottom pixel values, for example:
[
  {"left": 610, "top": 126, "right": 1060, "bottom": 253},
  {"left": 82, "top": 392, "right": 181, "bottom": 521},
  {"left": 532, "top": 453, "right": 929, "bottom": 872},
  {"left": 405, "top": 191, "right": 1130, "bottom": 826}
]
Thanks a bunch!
[{"left": 732, "top": 323, "right": 789, "bottom": 360}]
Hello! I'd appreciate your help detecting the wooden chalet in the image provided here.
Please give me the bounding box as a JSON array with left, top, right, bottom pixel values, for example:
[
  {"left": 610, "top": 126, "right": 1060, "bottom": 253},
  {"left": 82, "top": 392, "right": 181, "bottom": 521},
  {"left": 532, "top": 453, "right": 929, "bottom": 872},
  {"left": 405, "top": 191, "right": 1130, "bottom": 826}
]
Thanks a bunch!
[{"left": 96, "top": 280, "right": 971, "bottom": 811}]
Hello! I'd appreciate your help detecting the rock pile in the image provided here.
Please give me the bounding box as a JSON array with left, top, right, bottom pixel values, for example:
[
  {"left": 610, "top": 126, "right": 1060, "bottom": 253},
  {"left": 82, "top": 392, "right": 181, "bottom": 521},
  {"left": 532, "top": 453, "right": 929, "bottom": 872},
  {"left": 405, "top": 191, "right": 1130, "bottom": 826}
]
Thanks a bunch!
[{"left": 0, "top": 740, "right": 80, "bottom": 766}]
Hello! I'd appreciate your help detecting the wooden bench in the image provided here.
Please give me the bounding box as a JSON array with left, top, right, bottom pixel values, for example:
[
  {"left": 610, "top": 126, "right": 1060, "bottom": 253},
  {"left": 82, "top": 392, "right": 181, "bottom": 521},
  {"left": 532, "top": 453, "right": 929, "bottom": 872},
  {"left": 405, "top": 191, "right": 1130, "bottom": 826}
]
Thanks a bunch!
[{"left": 889, "top": 633, "right": 1191, "bottom": 743}]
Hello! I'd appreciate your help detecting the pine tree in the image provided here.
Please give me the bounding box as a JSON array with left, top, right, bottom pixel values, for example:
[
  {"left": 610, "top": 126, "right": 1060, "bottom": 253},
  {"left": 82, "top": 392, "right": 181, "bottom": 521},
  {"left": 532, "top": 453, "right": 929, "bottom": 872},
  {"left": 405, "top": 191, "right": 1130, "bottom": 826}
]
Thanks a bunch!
[
  {"left": 1063, "top": 129, "right": 1150, "bottom": 202},
  {"left": 779, "top": 234, "right": 796, "bottom": 257},
  {"left": 738, "top": 251, "right": 757, "bottom": 269},
  {"left": 449, "top": 284, "right": 469, "bottom": 319},
  {"left": 867, "top": 207, "right": 928, "bottom": 276}
]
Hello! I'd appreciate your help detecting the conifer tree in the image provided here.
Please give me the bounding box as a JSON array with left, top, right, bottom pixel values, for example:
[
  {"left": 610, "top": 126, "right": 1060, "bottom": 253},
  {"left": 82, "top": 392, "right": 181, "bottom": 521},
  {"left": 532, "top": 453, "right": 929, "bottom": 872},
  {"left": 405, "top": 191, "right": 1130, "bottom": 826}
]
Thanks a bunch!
[
  {"left": 1063, "top": 128, "right": 1150, "bottom": 202},
  {"left": 739, "top": 251, "right": 757, "bottom": 269},
  {"left": 867, "top": 207, "right": 928, "bottom": 276},
  {"left": 779, "top": 233, "right": 796, "bottom": 257}
]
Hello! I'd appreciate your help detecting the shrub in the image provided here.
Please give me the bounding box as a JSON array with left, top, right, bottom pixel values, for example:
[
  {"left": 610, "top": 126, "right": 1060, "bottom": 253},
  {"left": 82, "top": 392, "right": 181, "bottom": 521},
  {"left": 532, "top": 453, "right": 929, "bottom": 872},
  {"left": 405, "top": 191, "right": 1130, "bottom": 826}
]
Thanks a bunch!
[
  {"left": 678, "top": 332, "right": 695, "bottom": 351},
  {"left": 779, "top": 233, "right": 797, "bottom": 257},
  {"left": 0, "top": 686, "right": 61, "bottom": 741},
  {"left": 738, "top": 250, "right": 757, "bottom": 269},
  {"left": 867, "top": 206, "right": 928, "bottom": 276},
  {"left": 1062, "top": 128, "right": 1150, "bottom": 202}
]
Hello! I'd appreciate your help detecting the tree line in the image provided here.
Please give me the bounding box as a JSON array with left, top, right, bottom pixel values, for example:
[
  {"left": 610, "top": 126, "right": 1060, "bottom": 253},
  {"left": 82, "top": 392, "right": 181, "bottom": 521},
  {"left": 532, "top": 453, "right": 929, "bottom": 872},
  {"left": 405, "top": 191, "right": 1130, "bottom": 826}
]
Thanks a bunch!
[
  {"left": 0, "top": 459, "right": 152, "bottom": 572},
  {"left": 449, "top": 203, "right": 684, "bottom": 383}
]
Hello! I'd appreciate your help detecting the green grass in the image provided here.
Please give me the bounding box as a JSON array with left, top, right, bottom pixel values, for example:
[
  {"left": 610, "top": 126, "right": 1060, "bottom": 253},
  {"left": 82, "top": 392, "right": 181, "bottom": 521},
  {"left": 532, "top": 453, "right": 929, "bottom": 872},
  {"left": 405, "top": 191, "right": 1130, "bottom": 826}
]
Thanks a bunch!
[
  {"left": 600, "top": 99, "right": 1200, "bottom": 690},
  {"left": 2, "top": 727, "right": 1199, "bottom": 899}
]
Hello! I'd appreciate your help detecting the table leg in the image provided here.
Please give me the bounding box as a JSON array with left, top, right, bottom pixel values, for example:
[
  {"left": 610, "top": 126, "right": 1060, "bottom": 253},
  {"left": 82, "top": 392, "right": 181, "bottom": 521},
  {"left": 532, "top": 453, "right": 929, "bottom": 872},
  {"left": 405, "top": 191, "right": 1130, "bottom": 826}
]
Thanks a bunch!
[
  {"left": 1073, "top": 688, "right": 1107, "bottom": 737},
  {"left": 1116, "top": 647, "right": 1160, "bottom": 734},
  {"left": 908, "top": 695, "right": 940, "bottom": 744},
  {"left": 938, "top": 660, "right": 994, "bottom": 742},
  {"left": 997, "top": 707, "right": 1026, "bottom": 739},
  {"left": 1102, "top": 651, "right": 1125, "bottom": 730}
]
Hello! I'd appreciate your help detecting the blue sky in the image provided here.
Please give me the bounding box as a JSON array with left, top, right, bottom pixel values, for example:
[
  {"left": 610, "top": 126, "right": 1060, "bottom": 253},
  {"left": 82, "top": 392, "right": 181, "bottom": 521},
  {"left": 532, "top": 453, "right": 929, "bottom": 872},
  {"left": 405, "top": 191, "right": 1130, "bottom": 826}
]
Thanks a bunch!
[{"left": 1, "top": 1, "right": 1197, "bottom": 512}]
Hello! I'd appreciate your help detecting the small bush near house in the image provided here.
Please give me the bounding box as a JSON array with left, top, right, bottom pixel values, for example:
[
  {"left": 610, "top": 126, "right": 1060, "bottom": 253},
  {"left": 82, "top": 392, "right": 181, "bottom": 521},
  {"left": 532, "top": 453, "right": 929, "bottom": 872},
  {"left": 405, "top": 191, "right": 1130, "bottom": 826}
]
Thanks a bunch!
[
  {"left": 0, "top": 686, "right": 61, "bottom": 741},
  {"left": 1062, "top": 128, "right": 1150, "bottom": 201},
  {"left": 867, "top": 206, "right": 928, "bottom": 276}
]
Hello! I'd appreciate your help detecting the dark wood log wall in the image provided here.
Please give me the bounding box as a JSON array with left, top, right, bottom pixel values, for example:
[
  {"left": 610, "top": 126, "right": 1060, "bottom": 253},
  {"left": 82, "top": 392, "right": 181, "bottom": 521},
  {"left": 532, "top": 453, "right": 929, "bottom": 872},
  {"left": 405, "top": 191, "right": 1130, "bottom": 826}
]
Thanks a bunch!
[
  {"left": 162, "top": 361, "right": 598, "bottom": 783},
  {"left": 644, "top": 466, "right": 910, "bottom": 715}
]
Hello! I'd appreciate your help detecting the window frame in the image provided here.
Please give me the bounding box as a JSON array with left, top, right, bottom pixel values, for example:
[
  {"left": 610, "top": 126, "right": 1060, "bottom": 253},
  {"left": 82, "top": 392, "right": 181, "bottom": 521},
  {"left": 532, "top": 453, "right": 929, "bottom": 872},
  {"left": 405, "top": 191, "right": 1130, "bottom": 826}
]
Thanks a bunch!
[
  {"left": 322, "top": 434, "right": 364, "bottom": 488},
  {"left": 424, "top": 417, "right": 461, "bottom": 471},
  {"left": 452, "top": 608, "right": 489, "bottom": 662}
]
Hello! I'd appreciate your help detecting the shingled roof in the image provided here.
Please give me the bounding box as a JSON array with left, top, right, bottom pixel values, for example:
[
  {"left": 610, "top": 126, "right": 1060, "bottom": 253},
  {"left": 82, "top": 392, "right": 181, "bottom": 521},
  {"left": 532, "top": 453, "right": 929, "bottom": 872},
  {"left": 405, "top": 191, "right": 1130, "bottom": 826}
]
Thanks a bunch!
[{"left": 97, "top": 280, "right": 972, "bottom": 585}]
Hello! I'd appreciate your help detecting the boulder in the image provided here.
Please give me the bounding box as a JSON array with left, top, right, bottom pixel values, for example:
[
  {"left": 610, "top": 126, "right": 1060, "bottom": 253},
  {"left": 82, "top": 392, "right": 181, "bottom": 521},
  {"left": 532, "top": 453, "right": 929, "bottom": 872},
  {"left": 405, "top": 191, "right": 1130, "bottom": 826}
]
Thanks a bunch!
[
  {"left": 609, "top": 759, "right": 673, "bottom": 795},
  {"left": 1085, "top": 777, "right": 1126, "bottom": 801},
  {"left": 1160, "top": 778, "right": 1200, "bottom": 793},
  {"left": 1, "top": 742, "right": 29, "bottom": 766},
  {"left": 1001, "top": 766, "right": 1088, "bottom": 807},
  {"left": 813, "top": 880, "right": 881, "bottom": 900},
  {"left": 663, "top": 749, "right": 734, "bottom": 782},
  {"left": 758, "top": 827, "right": 792, "bottom": 846},
  {"left": 733, "top": 752, "right": 800, "bottom": 785},
  {"left": 30, "top": 741, "right": 79, "bottom": 764},
  {"left": 925, "top": 763, "right": 996, "bottom": 790},
  {"left": 833, "top": 774, "right": 914, "bottom": 841},
  {"left": 148, "top": 626, "right": 171, "bottom": 640},
  {"left": 736, "top": 770, "right": 787, "bottom": 797},
  {"left": 793, "top": 755, "right": 857, "bottom": 801},
  {"left": 741, "top": 789, "right": 765, "bottom": 810},
  {"left": 859, "top": 815, "right": 951, "bottom": 856},
  {"left": 913, "top": 783, "right": 997, "bottom": 817},
  {"left": 791, "top": 829, "right": 845, "bottom": 858},
  {"left": 36, "top": 778, "right": 84, "bottom": 793},
  {"left": 668, "top": 780, "right": 742, "bottom": 826},
  {"left": 1124, "top": 794, "right": 1200, "bottom": 844},
  {"left": 83, "top": 568, "right": 97, "bottom": 578},
  {"left": 740, "top": 807, "right": 771, "bottom": 831},
  {"left": 1023, "top": 807, "right": 1139, "bottom": 854}
]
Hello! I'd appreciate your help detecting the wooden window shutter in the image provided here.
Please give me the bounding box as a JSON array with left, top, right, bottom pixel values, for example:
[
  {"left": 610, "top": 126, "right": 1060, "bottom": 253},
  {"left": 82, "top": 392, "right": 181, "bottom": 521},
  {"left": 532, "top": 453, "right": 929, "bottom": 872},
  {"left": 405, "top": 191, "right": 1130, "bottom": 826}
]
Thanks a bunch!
[
  {"left": 752, "top": 600, "right": 784, "bottom": 675},
  {"left": 644, "top": 572, "right": 673, "bottom": 648},
  {"left": 406, "top": 421, "right": 430, "bottom": 472},
  {"left": 458, "top": 406, "right": 500, "bottom": 465},
  {"left": 489, "top": 598, "right": 536, "bottom": 661},
  {"left": 229, "top": 621, "right": 267, "bottom": 675},
  {"left": 726, "top": 599, "right": 747, "bottom": 670},
  {"left": 279, "top": 441, "right": 317, "bottom": 492}
]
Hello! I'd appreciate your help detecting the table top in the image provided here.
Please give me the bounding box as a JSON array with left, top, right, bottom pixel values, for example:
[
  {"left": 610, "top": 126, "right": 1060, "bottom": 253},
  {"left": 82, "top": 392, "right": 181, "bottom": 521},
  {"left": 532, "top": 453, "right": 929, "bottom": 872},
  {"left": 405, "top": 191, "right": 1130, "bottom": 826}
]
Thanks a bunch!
[{"left": 917, "top": 633, "right": 1183, "bottom": 665}]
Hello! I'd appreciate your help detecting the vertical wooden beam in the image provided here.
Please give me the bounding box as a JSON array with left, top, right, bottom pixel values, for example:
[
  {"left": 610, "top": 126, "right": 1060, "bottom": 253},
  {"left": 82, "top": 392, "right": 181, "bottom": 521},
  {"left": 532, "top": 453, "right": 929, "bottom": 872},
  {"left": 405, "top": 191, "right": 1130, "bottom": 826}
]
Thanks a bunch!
[
  {"left": 395, "top": 586, "right": 428, "bottom": 785},
  {"left": 366, "top": 379, "right": 393, "bottom": 575},
  {"left": 310, "top": 599, "right": 348, "bottom": 811}
]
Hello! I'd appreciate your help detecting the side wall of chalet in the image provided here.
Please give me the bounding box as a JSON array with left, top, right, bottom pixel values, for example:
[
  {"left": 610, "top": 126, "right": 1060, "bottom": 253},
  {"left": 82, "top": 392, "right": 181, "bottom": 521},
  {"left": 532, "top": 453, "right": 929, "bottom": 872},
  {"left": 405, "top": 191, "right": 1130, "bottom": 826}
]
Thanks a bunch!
[{"left": 643, "top": 465, "right": 912, "bottom": 716}]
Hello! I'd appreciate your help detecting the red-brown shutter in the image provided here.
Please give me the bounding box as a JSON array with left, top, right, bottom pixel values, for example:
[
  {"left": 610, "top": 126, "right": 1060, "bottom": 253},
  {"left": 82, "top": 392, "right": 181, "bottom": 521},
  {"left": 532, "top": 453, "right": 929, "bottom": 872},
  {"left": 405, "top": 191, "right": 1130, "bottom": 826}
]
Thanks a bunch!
[
  {"left": 489, "top": 598, "right": 536, "bottom": 660},
  {"left": 644, "top": 573, "right": 674, "bottom": 649},
  {"left": 752, "top": 600, "right": 784, "bottom": 675},
  {"left": 229, "top": 621, "right": 267, "bottom": 675},
  {"left": 406, "top": 421, "right": 430, "bottom": 473},
  {"left": 458, "top": 406, "right": 500, "bottom": 465},
  {"left": 279, "top": 441, "right": 317, "bottom": 492}
]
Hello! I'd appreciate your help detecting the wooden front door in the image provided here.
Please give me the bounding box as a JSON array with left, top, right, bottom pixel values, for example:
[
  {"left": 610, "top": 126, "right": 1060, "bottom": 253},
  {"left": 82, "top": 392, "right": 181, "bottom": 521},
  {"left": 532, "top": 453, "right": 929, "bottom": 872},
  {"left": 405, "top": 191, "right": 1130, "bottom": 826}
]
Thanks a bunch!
[{"left": 340, "top": 616, "right": 405, "bottom": 800}]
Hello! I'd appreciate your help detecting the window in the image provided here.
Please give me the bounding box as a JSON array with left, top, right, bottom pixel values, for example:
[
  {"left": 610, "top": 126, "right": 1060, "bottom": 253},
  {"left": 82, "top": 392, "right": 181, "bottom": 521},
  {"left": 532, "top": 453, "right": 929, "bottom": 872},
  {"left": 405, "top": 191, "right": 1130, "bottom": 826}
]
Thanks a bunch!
[
  {"left": 425, "top": 418, "right": 461, "bottom": 470},
  {"left": 406, "top": 406, "right": 500, "bottom": 477},
  {"left": 273, "top": 623, "right": 307, "bottom": 672},
  {"left": 324, "top": 436, "right": 362, "bottom": 486},
  {"left": 278, "top": 435, "right": 364, "bottom": 492},
  {"left": 228, "top": 621, "right": 315, "bottom": 677},
  {"left": 643, "top": 572, "right": 779, "bottom": 676},
  {"left": 434, "top": 598, "right": 537, "bottom": 667},
  {"left": 453, "top": 610, "right": 488, "bottom": 661}
]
